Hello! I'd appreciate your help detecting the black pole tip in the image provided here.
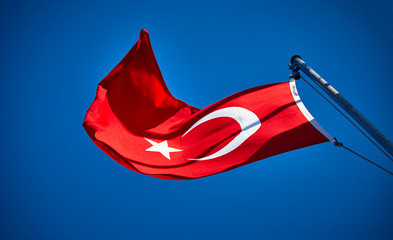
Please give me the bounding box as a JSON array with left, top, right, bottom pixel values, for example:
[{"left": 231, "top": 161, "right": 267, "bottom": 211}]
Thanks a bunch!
[{"left": 290, "top": 55, "right": 302, "bottom": 64}]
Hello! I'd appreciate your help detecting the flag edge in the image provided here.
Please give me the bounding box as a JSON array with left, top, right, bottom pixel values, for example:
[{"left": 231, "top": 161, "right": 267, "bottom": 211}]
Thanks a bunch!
[{"left": 289, "top": 79, "right": 334, "bottom": 142}]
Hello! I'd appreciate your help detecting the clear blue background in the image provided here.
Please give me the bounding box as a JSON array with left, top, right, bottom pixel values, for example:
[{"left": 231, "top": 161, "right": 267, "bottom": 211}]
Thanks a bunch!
[{"left": 1, "top": 0, "right": 392, "bottom": 239}]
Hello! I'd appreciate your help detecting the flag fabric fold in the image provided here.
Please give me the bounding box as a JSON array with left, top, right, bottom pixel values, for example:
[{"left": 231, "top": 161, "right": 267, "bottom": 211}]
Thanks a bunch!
[{"left": 83, "top": 29, "right": 332, "bottom": 180}]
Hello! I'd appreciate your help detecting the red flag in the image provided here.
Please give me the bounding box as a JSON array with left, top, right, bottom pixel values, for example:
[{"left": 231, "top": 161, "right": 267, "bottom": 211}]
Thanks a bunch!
[{"left": 83, "top": 29, "right": 332, "bottom": 180}]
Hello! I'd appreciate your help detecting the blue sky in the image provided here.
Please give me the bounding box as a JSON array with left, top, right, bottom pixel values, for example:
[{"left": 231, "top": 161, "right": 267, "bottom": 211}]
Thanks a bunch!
[{"left": 1, "top": 0, "right": 393, "bottom": 239}]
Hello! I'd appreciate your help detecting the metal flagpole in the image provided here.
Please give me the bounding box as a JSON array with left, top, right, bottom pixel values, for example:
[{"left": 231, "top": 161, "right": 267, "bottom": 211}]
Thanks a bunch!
[{"left": 290, "top": 55, "right": 393, "bottom": 159}]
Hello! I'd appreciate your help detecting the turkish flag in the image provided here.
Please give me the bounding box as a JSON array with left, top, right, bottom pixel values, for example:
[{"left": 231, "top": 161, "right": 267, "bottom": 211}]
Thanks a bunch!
[{"left": 83, "top": 29, "right": 332, "bottom": 180}]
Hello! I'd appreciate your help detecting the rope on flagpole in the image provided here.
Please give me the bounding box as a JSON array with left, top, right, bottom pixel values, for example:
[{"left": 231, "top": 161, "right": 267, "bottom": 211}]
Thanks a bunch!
[
  {"left": 290, "top": 56, "right": 393, "bottom": 159},
  {"left": 288, "top": 70, "right": 393, "bottom": 176},
  {"left": 297, "top": 74, "right": 393, "bottom": 162},
  {"left": 333, "top": 138, "right": 393, "bottom": 176}
]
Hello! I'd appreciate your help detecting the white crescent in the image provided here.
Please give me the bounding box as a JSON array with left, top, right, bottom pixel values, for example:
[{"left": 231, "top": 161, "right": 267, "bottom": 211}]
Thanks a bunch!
[{"left": 183, "top": 107, "right": 261, "bottom": 160}]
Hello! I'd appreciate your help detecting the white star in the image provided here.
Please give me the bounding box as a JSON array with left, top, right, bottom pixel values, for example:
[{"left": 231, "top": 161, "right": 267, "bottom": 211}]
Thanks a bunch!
[{"left": 145, "top": 138, "right": 182, "bottom": 160}]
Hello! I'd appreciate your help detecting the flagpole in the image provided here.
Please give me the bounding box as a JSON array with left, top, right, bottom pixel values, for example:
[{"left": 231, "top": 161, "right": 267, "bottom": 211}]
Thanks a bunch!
[{"left": 290, "top": 55, "right": 393, "bottom": 158}]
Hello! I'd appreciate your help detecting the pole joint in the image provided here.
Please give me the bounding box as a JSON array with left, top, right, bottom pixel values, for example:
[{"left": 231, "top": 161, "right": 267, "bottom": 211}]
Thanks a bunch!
[{"left": 288, "top": 63, "right": 301, "bottom": 80}]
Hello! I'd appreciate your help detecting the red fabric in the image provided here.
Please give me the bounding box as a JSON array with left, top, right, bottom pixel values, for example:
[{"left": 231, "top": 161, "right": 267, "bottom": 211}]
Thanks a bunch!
[{"left": 83, "top": 29, "right": 328, "bottom": 180}]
